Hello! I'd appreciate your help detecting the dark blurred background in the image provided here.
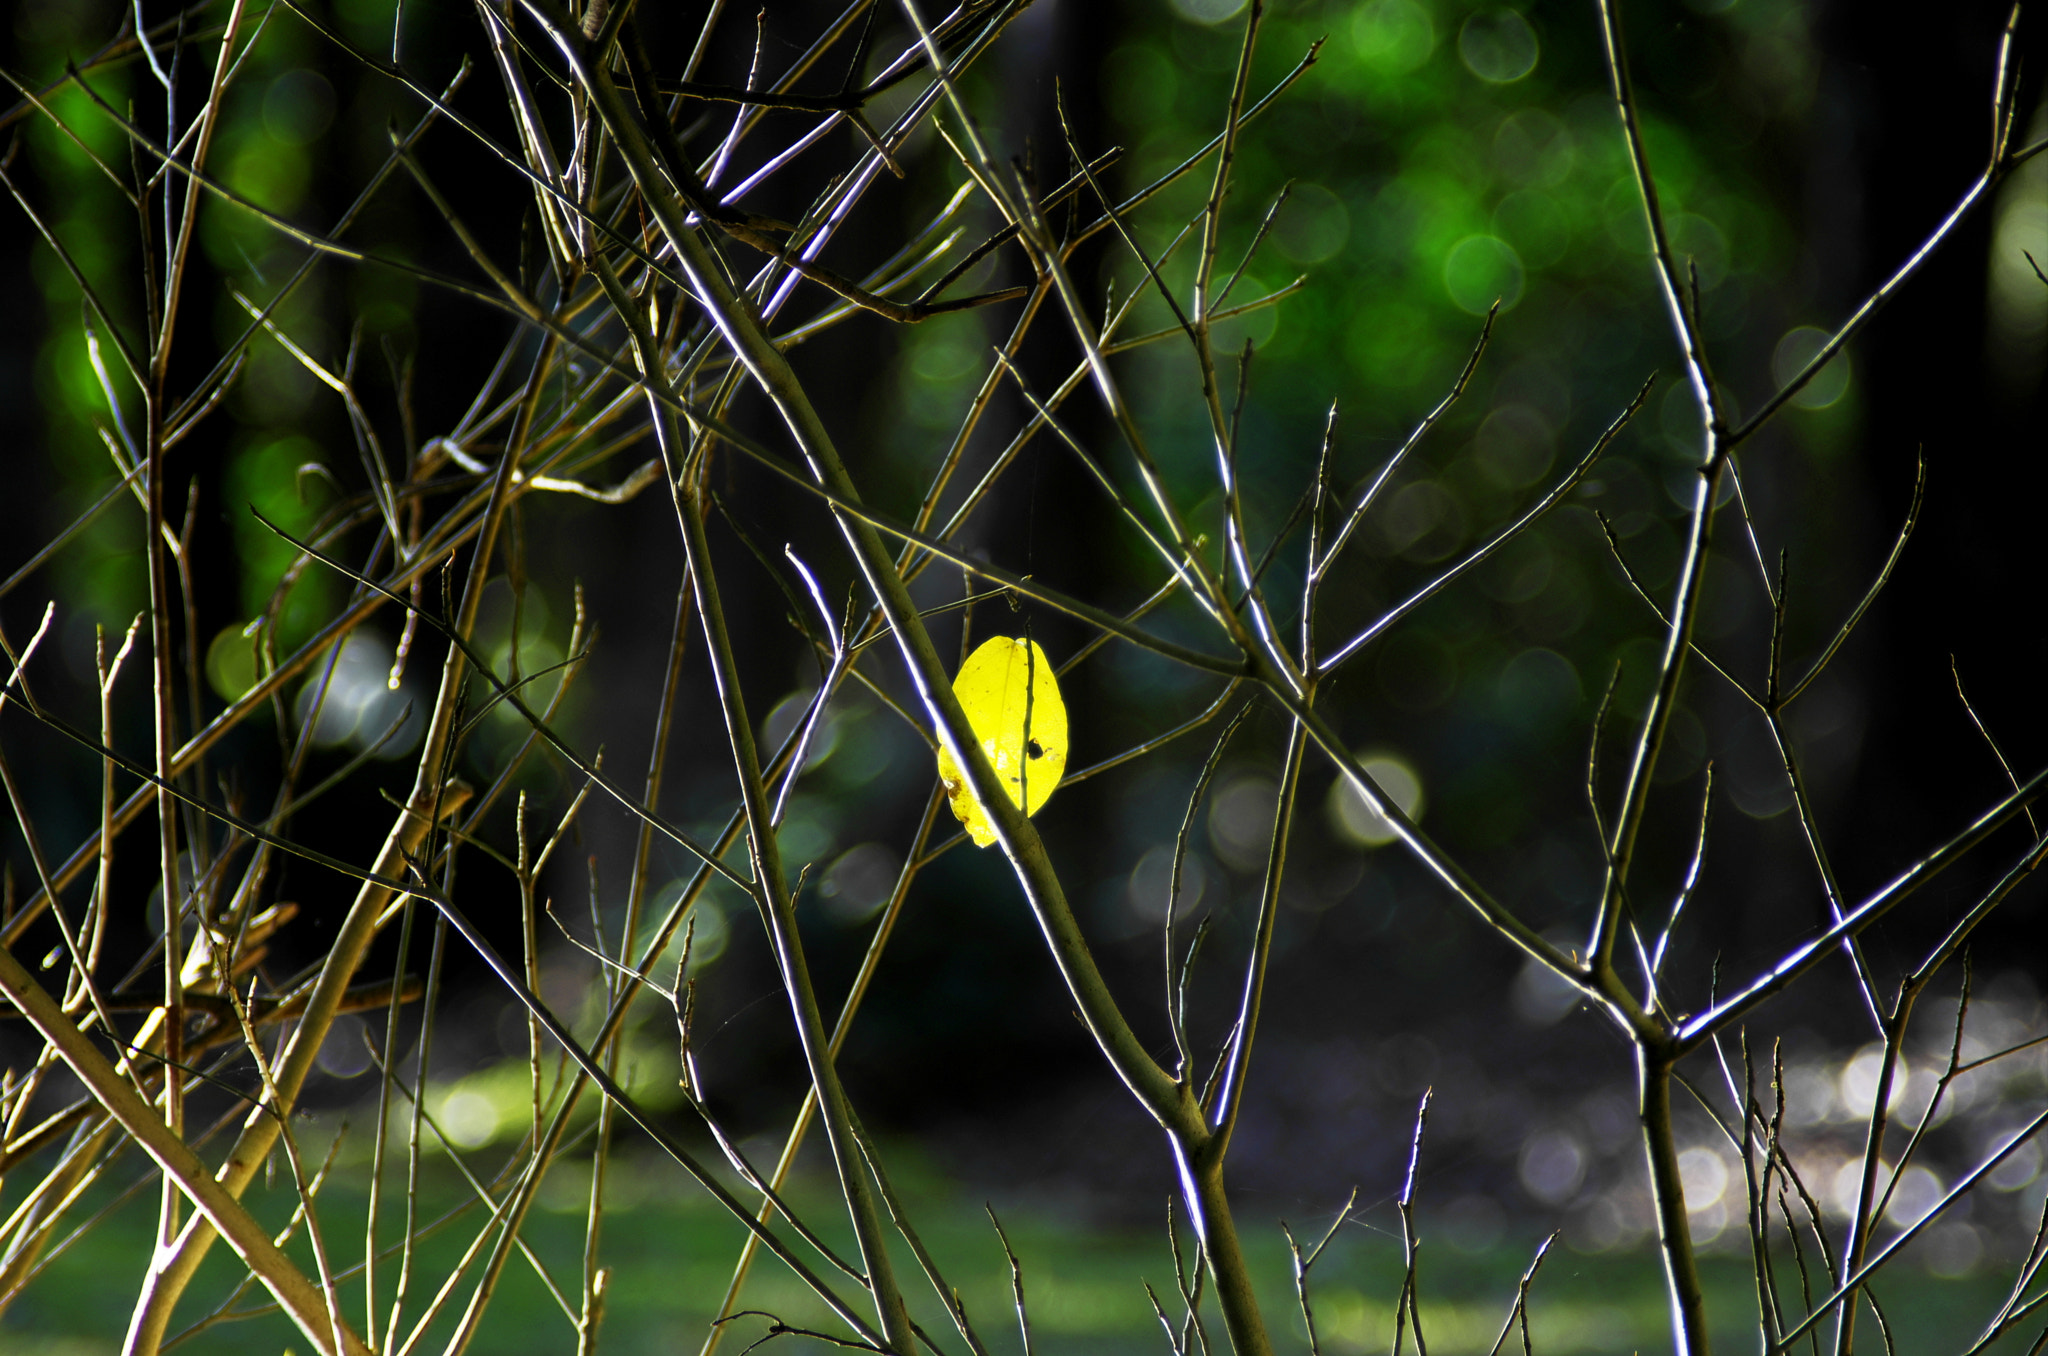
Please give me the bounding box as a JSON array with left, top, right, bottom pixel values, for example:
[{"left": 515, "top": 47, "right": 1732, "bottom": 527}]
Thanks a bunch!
[{"left": 2, "top": 0, "right": 2042, "bottom": 1269}]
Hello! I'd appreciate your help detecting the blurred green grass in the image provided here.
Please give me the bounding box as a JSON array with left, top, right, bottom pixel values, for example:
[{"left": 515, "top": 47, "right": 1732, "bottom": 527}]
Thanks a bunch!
[{"left": 3, "top": 1142, "right": 2021, "bottom": 1355}]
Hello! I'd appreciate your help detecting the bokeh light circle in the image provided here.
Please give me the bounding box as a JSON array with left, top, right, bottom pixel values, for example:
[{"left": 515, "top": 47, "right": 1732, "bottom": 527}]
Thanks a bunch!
[
  {"left": 1443, "top": 234, "right": 1525, "bottom": 314},
  {"left": 1274, "top": 183, "right": 1351, "bottom": 264},
  {"left": 1352, "top": 0, "right": 1436, "bottom": 75},
  {"left": 1771, "top": 326, "right": 1852, "bottom": 409},
  {"left": 1170, "top": 0, "right": 1248, "bottom": 24},
  {"left": 1460, "top": 9, "right": 1540, "bottom": 84},
  {"left": 1328, "top": 753, "right": 1424, "bottom": 848}
]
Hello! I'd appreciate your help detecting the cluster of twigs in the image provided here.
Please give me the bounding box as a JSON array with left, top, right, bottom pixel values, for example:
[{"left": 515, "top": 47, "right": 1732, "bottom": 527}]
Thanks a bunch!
[{"left": 1, "top": 1, "right": 2044, "bottom": 1354}]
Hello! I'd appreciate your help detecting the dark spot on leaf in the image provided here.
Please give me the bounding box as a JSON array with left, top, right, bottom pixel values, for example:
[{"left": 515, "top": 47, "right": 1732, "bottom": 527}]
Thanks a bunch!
[{"left": 1027, "top": 739, "right": 1044, "bottom": 759}]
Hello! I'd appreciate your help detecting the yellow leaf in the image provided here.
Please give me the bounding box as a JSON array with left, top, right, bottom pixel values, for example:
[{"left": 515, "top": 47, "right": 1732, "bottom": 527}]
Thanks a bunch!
[{"left": 935, "top": 636, "right": 1068, "bottom": 848}]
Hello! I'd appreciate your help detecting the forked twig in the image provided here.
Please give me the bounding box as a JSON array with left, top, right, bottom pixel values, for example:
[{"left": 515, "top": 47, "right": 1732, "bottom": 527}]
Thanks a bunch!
[
  {"left": 1484, "top": 1232, "right": 1557, "bottom": 1356},
  {"left": 1282, "top": 1187, "right": 1356, "bottom": 1356}
]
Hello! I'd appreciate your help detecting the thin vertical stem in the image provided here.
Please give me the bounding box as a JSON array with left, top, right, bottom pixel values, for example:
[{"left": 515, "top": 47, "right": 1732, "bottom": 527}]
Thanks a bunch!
[
  {"left": 697, "top": 787, "right": 947, "bottom": 1356},
  {"left": 1587, "top": 0, "right": 1730, "bottom": 979},
  {"left": 601, "top": 257, "right": 917, "bottom": 1353},
  {"left": 1832, "top": 991, "right": 1915, "bottom": 1356},
  {"left": 1641, "top": 1043, "right": 1711, "bottom": 1356},
  {"left": 581, "top": 572, "right": 693, "bottom": 1356},
  {"left": 1209, "top": 716, "right": 1306, "bottom": 1157}
]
